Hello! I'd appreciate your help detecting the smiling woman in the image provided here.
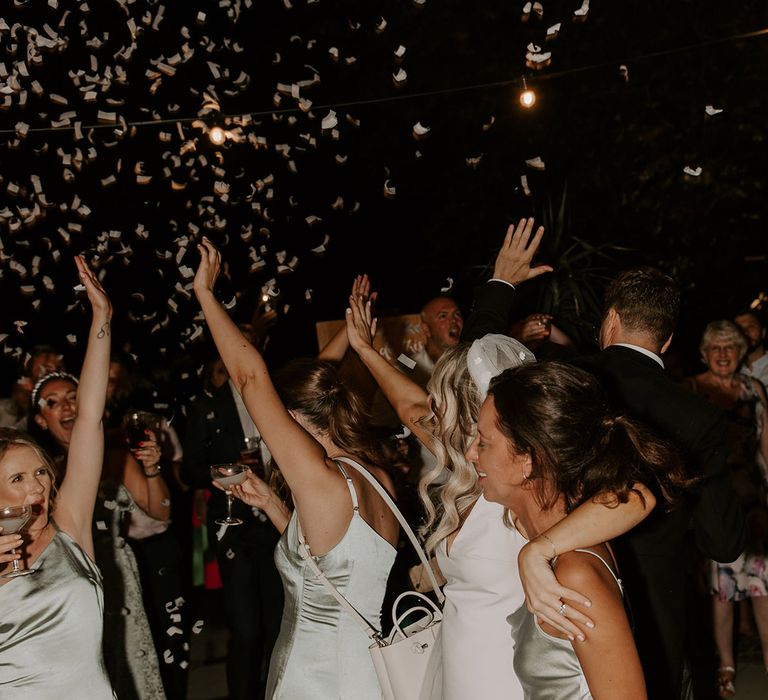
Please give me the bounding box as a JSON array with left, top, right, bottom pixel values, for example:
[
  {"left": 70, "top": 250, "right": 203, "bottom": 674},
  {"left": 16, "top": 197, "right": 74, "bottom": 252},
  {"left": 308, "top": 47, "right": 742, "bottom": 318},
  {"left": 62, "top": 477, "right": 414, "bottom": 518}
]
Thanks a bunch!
[
  {"left": 466, "top": 361, "right": 689, "bottom": 700},
  {"left": 683, "top": 320, "right": 768, "bottom": 695},
  {"left": 0, "top": 255, "right": 117, "bottom": 699}
]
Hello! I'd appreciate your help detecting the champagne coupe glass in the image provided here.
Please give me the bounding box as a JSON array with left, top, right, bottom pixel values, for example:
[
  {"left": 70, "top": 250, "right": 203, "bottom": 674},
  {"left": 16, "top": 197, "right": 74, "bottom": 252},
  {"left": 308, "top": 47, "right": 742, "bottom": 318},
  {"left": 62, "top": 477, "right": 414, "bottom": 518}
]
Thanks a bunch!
[
  {"left": 0, "top": 505, "right": 33, "bottom": 579},
  {"left": 210, "top": 463, "right": 248, "bottom": 526}
]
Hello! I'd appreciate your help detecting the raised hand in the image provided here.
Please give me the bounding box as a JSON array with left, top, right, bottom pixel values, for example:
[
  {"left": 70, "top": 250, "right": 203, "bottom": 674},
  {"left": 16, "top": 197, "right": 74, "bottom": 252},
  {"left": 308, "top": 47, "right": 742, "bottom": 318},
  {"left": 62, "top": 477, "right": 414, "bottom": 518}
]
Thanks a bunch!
[
  {"left": 193, "top": 236, "right": 222, "bottom": 297},
  {"left": 75, "top": 256, "right": 112, "bottom": 320},
  {"left": 345, "top": 292, "right": 378, "bottom": 355},
  {"left": 492, "top": 218, "right": 553, "bottom": 286},
  {"left": 351, "top": 274, "right": 377, "bottom": 307}
]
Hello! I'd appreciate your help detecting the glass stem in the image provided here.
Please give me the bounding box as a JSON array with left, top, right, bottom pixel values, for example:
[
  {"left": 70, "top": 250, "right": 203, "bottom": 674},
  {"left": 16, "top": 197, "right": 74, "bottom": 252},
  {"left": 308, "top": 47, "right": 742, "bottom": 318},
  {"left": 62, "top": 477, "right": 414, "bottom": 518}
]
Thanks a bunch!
[
  {"left": 226, "top": 491, "right": 233, "bottom": 520},
  {"left": 10, "top": 549, "right": 20, "bottom": 573}
]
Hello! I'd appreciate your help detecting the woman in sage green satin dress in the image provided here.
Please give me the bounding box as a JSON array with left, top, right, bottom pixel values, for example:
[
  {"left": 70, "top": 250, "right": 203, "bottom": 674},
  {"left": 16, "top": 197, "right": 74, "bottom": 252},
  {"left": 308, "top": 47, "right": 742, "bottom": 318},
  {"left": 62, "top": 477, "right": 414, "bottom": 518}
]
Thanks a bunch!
[
  {"left": 0, "top": 256, "right": 115, "bottom": 699},
  {"left": 193, "top": 238, "right": 400, "bottom": 699}
]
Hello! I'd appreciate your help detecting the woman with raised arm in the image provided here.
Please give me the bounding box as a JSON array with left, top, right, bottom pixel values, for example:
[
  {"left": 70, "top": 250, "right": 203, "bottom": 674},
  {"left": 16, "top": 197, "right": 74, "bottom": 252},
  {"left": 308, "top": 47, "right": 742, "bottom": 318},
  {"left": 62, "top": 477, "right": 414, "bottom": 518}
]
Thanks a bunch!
[
  {"left": 0, "top": 257, "right": 115, "bottom": 697},
  {"left": 468, "top": 361, "right": 688, "bottom": 699},
  {"left": 193, "top": 237, "right": 399, "bottom": 699},
  {"left": 344, "top": 220, "right": 656, "bottom": 700}
]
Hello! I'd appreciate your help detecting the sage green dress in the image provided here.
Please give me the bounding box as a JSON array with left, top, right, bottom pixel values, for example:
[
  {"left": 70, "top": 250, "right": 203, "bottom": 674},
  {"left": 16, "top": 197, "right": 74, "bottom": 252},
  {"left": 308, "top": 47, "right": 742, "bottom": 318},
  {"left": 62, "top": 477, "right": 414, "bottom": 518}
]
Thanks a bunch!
[
  {"left": 0, "top": 522, "right": 115, "bottom": 699},
  {"left": 266, "top": 462, "right": 397, "bottom": 699},
  {"left": 508, "top": 548, "right": 625, "bottom": 700}
]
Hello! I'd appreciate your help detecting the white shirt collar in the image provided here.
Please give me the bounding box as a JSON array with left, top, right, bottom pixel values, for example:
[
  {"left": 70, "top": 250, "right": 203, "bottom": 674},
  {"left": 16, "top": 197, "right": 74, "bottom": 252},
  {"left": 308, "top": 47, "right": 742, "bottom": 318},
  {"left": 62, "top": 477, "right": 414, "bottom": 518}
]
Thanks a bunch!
[{"left": 613, "top": 343, "right": 665, "bottom": 369}]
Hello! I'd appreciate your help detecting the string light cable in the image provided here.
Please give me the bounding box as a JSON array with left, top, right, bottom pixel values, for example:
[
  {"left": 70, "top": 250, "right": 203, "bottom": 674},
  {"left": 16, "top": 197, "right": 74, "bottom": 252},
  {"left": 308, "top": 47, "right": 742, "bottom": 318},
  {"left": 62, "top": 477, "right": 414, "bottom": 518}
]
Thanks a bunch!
[{"left": 0, "top": 25, "right": 766, "bottom": 137}]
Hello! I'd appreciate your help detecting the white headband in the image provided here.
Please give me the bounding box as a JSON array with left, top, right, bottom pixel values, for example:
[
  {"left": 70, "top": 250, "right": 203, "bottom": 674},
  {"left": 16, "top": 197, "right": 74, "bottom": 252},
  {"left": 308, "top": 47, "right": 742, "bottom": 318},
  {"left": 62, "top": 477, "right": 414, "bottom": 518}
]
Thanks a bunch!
[{"left": 467, "top": 334, "right": 536, "bottom": 400}]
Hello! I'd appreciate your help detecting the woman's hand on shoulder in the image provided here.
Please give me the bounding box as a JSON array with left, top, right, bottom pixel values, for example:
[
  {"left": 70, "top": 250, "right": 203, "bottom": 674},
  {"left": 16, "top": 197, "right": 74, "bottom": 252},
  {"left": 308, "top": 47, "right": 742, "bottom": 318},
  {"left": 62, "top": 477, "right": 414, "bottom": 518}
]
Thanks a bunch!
[{"left": 518, "top": 538, "right": 594, "bottom": 640}]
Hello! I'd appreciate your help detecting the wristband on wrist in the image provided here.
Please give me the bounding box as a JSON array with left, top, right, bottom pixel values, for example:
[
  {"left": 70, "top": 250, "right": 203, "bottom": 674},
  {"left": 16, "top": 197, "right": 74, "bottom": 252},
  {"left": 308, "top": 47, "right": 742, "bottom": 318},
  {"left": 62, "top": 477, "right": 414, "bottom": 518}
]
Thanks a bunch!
[{"left": 144, "top": 465, "right": 162, "bottom": 478}]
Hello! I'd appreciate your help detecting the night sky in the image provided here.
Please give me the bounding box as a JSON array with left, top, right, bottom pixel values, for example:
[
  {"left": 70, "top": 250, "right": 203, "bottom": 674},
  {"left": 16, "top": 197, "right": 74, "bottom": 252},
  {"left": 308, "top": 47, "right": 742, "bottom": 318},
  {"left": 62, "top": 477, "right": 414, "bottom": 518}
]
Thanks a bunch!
[{"left": 1, "top": 0, "right": 766, "bottom": 390}]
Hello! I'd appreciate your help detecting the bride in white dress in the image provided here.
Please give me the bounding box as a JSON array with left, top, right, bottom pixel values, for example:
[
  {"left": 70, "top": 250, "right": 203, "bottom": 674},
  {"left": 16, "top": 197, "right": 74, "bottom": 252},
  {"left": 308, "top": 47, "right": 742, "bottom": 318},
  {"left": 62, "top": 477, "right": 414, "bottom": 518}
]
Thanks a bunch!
[{"left": 347, "top": 303, "right": 655, "bottom": 699}]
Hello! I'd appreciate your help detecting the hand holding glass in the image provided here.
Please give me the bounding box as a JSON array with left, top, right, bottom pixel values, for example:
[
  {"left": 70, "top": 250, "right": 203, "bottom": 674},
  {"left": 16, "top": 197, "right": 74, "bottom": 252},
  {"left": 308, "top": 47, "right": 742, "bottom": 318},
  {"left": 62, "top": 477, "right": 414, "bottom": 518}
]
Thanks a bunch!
[
  {"left": 124, "top": 411, "right": 161, "bottom": 451},
  {"left": 211, "top": 463, "right": 248, "bottom": 526},
  {"left": 0, "top": 505, "right": 33, "bottom": 579}
]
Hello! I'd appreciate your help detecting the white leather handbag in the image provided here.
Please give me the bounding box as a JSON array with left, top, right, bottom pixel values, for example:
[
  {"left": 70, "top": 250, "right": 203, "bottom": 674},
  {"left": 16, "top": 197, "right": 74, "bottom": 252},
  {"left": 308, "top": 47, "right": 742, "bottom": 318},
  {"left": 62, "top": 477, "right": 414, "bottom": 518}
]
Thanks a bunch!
[{"left": 297, "top": 456, "right": 445, "bottom": 700}]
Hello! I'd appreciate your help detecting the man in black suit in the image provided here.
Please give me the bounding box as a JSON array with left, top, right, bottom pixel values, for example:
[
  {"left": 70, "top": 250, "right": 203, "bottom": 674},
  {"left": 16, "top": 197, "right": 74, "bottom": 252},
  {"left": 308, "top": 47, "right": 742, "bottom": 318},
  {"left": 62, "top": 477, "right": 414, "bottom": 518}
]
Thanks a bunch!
[
  {"left": 586, "top": 268, "right": 744, "bottom": 699},
  {"left": 183, "top": 379, "right": 284, "bottom": 700}
]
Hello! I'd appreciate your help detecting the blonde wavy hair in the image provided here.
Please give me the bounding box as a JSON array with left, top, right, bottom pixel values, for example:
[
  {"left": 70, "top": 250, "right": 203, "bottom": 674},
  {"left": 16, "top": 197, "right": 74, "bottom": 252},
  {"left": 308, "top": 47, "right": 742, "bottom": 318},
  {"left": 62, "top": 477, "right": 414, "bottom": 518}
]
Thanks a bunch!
[{"left": 417, "top": 344, "right": 484, "bottom": 553}]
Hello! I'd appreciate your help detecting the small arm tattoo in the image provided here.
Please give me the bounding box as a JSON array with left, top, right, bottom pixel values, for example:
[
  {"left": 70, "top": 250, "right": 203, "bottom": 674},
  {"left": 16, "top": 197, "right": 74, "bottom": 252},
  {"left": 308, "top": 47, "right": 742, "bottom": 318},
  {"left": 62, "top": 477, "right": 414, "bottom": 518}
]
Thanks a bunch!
[{"left": 97, "top": 321, "right": 111, "bottom": 339}]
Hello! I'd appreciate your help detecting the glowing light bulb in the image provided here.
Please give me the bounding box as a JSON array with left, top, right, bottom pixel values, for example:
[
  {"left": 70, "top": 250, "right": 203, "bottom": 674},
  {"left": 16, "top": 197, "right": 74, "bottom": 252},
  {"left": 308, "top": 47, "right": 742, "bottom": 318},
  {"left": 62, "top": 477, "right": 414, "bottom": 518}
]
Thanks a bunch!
[
  {"left": 262, "top": 294, "right": 270, "bottom": 303},
  {"left": 520, "top": 88, "right": 536, "bottom": 108},
  {"left": 209, "top": 126, "right": 226, "bottom": 145}
]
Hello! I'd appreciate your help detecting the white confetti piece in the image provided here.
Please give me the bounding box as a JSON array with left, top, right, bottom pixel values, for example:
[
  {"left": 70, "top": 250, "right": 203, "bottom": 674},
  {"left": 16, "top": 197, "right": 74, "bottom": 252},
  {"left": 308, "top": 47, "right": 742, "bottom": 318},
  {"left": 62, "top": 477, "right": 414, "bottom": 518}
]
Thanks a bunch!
[
  {"left": 705, "top": 105, "right": 723, "bottom": 116},
  {"left": 683, "top": 166, "right": 702, "bottom": 177},
  {"left": 619, "top": 65, "right": 629, "bottom": 82},
  {"left": 192, "top": 619, "right": 205, "bottom": 634},
  {"left": 574, "top": 0, "right": 590, "bottom": 19},
  {"left": 321, "top": 110, "right": 338, "bottom": 130},
  {"left": 525, "top": 156, "right": 546, "bottom": 170},
  {"left": 398, "top": 354, "right": 417, "bottom": 370}
]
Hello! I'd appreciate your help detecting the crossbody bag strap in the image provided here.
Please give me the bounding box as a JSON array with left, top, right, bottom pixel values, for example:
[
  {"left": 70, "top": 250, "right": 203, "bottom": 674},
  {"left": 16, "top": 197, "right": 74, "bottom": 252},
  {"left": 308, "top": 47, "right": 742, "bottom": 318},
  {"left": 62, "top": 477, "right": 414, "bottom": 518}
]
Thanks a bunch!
[
  {"left": 295, "top": 456, "right": 445, "bottom": 643},
  {"left": 296, "top": 521, "right": 384, "bottom": 641},
  {"left": 334, "top": 456, "right": 444, "bottom": 603}
]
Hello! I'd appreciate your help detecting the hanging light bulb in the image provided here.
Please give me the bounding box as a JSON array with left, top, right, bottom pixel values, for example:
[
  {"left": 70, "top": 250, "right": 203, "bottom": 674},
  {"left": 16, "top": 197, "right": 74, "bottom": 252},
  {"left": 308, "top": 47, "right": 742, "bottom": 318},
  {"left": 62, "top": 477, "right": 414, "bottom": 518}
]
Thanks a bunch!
[
  {"left": 209, "top": 126, "right": 226, "bottom": 145},
  {"left": 519, "top": 78, "right": 536, "bottom": 108}
]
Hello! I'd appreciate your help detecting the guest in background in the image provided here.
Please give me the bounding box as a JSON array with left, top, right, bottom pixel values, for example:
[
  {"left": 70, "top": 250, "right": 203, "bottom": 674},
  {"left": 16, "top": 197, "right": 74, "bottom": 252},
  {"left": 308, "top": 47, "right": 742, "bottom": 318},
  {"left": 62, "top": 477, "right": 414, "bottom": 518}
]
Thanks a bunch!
[
  {"left": 0, "top": 344, "right": 64, "bottom": 430},
  {"left": 734, "top": 309, "right": 768, "bottom": 389},
  {"left": 683, "top": 320, "right": 768, "bottom": 696},
  {"left": 585, "top": 268, "right": 745, "bottom": 699}
]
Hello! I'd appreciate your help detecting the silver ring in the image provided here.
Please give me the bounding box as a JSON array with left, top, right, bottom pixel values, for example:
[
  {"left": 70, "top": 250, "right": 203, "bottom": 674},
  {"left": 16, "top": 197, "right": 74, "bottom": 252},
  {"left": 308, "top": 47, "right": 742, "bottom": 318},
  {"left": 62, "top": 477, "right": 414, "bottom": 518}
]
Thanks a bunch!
[{"left": 558, "top": 603, "right": 567, "bottom": 616}]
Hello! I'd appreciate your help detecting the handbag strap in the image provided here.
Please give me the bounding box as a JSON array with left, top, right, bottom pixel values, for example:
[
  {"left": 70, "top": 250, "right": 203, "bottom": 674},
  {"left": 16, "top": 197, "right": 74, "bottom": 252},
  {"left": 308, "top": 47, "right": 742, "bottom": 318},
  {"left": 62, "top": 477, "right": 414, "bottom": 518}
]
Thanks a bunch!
[
  {"left": 334, "top": 456, "right": 444, "bottom": 602},
  {"left": 295, "top": 456, "right": 445, "bottom": 643}
]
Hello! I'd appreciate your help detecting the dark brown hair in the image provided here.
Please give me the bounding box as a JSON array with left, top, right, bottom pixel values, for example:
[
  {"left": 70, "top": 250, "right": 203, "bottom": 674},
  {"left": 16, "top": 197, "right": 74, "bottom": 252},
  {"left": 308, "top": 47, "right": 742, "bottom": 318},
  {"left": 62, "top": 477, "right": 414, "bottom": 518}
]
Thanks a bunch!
[
  {"left": 603, "top": 267, "right": 680, "bottom": 346},
  {"left": 487, "top": 361, "right": 688, "bottom": 513}
]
